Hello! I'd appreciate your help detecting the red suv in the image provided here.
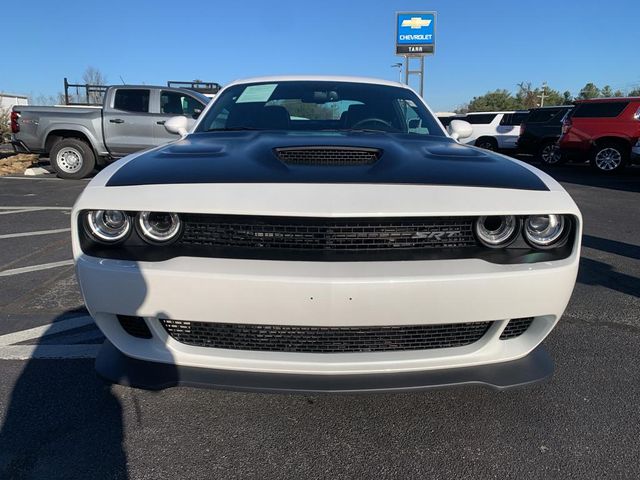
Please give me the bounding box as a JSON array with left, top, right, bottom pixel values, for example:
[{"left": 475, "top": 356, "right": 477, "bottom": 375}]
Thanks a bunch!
[{"left": 559, "top": 97, "right": 640, "bottom": 173}]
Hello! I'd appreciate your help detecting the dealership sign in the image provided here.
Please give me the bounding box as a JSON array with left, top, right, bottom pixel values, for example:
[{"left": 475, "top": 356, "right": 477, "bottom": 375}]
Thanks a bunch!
[{"left": 396, "top": 12, "right": 436, "bottom": 55}]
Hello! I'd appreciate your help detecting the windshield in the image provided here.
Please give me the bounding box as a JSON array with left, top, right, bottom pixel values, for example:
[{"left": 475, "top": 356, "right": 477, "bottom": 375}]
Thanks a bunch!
[{"left": 196, "top": 81, "right": 445, "bottom": 136}]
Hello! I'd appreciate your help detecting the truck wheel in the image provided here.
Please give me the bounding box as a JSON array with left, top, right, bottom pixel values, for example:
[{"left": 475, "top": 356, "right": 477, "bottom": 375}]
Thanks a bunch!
[
  {"left": 475, "top": 137, "right": 498, "bottom": 151},
  {"left": 590, "top": 142, "right": 627, "bottom": 174},
  {"left": 538, "top": 140, "right": 563, "bottom": 165},
  {"left": 50, "top": 138, "right": 96, "bottom": 179}
]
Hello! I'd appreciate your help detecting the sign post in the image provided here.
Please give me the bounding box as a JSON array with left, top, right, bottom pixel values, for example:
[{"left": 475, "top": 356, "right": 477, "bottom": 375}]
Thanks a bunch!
[{"left": 395, "top": 12, "right": 436, "bottom": 97}]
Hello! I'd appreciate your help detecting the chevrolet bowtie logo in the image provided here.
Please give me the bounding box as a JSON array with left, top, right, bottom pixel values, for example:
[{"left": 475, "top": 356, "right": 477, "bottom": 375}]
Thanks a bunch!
[{"left": 401, "top": 17, "right": 432, "bottom": 29}]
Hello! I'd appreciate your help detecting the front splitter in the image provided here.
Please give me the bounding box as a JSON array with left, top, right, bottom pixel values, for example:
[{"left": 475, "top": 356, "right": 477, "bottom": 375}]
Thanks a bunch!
[{"left": 95, "top": 341, "right": 553, "bottom": 393}]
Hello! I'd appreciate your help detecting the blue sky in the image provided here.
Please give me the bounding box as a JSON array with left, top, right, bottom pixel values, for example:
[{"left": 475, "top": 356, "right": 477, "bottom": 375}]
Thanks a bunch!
[{"left": 2, "top": 0, "right": 639, "bottom": 111}]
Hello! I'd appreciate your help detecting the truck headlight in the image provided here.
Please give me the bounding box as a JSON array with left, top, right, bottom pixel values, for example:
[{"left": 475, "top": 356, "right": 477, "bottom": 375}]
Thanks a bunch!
[
  {"left": 524, "top": 215, "right": 566, "bottom": 247},
  {"left": 137, "top": 211, "right": 182, "bottom": 244},
  {"left": 85, "top": 210, "right": 131, "bottom": 243},
  {"left": 474, "top": 215, "right": 518, "bottom": 247}
]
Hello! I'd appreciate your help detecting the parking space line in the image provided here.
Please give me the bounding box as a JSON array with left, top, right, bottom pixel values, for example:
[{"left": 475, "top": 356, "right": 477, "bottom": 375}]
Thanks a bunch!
[
  {"left": 0, "top": 345, "right": 100, "bottom": 360},
  {"left": 0, "top": 228, "right": 71, "bottom": 240},
  {"left": 0, "top": 206, "right": 72, "bottom": 211},
  {"left": 0, "top": 209, "right": 45, "bottom": 215},
  {"left": 0, "top": 315, "right": 94, "bottom": 346},
  {"left": 0, "top": 315, "right": 100, "bottom": 359},
  {"left": 0, "top": 177, "right": 69, "bottom": 182},
  {"left": 0, "top": 260, "right": 74, "bottom": 277}
]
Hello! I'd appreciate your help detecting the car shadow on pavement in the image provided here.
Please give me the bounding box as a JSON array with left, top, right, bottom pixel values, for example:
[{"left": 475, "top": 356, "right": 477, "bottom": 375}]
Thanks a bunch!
[
  {"left": 582, "top": 234, "right": 640, "bottom": 261},
  {"left": 578, "top": 257, "right": 640, "bottom": 298},
  {"left": 0, "top": 313, "right": 129, "bottom": 480},
  {"left": 538, "top": 164, "right": 640, "bottom": 194}
]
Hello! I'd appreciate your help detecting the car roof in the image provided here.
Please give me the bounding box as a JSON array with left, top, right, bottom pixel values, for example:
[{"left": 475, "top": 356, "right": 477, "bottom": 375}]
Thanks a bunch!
[
  {"left": 529, "top": 105, "right": 572, "bottom": 110},
  {"left": 225, "top": 75, "right": 409, "bottom": 89},
  {"left": 465, "top": 111, "right": 518, "bottom": 115},
  {"left": 574, "top": 97, "right": 640, "bottom": 103}
]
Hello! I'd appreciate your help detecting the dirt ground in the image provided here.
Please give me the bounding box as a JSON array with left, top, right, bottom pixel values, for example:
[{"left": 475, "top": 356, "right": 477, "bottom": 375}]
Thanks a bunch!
[{"left": 0, "top": 151, "right": 39, "bottom": 176}]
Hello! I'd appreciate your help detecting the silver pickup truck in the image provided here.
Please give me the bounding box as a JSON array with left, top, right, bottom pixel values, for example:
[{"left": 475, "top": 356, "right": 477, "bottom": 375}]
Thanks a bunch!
[{"left": 11, "top": 85, "right": 210, "bottom": 178}]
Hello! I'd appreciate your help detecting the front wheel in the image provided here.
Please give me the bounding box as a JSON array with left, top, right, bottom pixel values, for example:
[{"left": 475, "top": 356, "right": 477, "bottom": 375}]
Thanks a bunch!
[
  {"left": 538, "top": 141, "right": 563, "bottom": 165},
  {"left": 590, "top": 142, "right": 627, "bottom": 173},
  {"left": 475, "top": 137, "right": 498, "bottom": 151},
  {"left": 50, "top": 138, "right": 96, "bottom": 179}
]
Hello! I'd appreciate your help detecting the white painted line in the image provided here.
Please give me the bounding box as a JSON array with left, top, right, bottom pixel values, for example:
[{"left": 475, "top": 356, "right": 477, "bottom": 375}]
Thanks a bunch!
[
  {"left": 0, "top": 259, "right": 74, "bottom": 277},
  {"left": 0, "top": 207, "right": 71, "bottom": 215},
  {"left": 0, "top": 228, "right": 70, "bottom": 240},
  {"left": 0, "top": 315, "right": 99, "bottom": 360},
  {"left": 0, "top": 206, "right": 71, "bottom": 210},
  {"left": 0, "top": 176, "right": 65, "bottom": 181},
  {"left": 0, "top": 315, "right": 94, "bottom": 346},
  {"left": 0, "top": 344, "right": 100, "bottom": 360},
  {"left": 0, "top": 209, "right": 44, "bottom": 215}
]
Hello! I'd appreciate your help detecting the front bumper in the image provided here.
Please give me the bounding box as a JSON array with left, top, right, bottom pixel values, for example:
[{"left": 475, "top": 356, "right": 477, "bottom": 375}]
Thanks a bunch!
[
  {"left": 631, "top": 145, "right": 640, "bottom": 163},
  {"left": 76, "top": 251, "right": 579, "bottom": 379},
  {"left": 96, "top": 340, "right": 554, "bottom": 392},
  {"left": 11, "top": 139, "right": 32, "bottom": 154},
  {"left": 516, "top": 137, "right": 537, "bottom": 155}
]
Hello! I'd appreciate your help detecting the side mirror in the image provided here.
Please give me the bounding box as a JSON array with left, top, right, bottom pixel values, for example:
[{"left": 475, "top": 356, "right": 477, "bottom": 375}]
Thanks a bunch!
[
  {"left": 408, "top": 118, "right": 421, "bottom": 129},
  {"left": 192, "top": 108, "right": 203, "bottom": 119},
  {"left": 164, "top": 115, "right": 189, "bottom": 136},
  {"left": 447, "top": 119, "right": 473, "bottom": 141}
]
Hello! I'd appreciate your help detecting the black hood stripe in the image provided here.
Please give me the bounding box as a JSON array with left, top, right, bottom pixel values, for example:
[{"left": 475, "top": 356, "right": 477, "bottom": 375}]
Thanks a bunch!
[{"left": 106, "top": 132, "right": 548, "bottom": 191}]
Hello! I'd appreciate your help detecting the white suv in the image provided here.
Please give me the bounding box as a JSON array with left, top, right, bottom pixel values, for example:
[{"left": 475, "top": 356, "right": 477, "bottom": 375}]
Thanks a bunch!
[{"left": 455, "top": 111, "right": 529, "bottom": 151}]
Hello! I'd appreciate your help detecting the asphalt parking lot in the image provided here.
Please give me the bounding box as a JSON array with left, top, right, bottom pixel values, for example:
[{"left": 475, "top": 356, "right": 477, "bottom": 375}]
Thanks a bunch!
[{"left": 0, "top": 164, "right": 639, "bottom": 480}]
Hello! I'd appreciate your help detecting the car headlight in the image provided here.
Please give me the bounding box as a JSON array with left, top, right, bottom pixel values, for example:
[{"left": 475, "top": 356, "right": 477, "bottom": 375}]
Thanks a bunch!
[
  {"left": 474, "top": 215, "right": 518, "bottom": 247},
  {"left": 85, "top": 210, "right": 131, "bottom": 243},
  {"left": 524, "top": 214, "right": 566, "bottom": 247},
  {"left": 137, "top": 211, "right": 182, "bottom": 244}
]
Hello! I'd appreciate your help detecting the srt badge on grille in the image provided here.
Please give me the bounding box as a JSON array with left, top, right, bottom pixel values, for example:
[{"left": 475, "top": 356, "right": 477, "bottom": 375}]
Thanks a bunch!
[{"left": 411, "top": 230, "right": 462, "bottom": 240}]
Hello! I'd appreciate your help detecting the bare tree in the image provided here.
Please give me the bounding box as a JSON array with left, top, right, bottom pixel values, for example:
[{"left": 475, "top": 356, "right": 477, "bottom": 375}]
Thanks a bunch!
[
  {"left": 82, "top": 66, "right": 108, "bottom": 104},
  {"left": 29, "top": 94, "right": 60, "bottom": 106}
]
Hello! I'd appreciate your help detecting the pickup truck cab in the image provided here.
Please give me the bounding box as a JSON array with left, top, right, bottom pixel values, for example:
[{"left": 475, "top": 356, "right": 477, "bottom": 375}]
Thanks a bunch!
[{"left": 11, "top": 86, "right": 210, "bottom": 178}]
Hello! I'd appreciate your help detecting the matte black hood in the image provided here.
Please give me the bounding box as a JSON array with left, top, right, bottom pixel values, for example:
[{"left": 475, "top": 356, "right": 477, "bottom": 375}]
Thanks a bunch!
[{"left": 106, "top": 131, "right": 548, "bottom": 191}]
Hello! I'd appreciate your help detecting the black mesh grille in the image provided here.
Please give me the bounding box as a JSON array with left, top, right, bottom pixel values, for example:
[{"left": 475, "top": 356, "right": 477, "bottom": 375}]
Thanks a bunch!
[
  {"left": 179, "top": 215, "right": 478, "bottom": 257},
  {"left": 118, "top": 315, "right": 152, "bottom": 339},
  {"left": 161, "top": 320, "right": 492, "bottom": 353},
  {"left": 500, "top": 317, "right": 534, "bottom": 339},
  {"left": 275, "top": 147, "right": 381, "bottom": 166}
]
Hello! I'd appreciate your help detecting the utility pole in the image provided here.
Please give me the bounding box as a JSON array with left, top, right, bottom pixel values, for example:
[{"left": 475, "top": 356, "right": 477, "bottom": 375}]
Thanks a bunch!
[{"left": 538, "top": 81, "right": 548, "bottom": 107}]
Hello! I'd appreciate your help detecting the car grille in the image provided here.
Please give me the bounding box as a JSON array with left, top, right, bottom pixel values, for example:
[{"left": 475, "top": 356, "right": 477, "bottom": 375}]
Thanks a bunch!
[
  {"left": 179, "top": 215, "right": 478, "bottom": 260},
  {"left": 160, "top": 320, "right": 492, "bottom": 353},
  {"left": 499, "top": 317, "right": 534, "bottom": 339},
  {"left": 275, "top": 147, "right": 381, "bottom": 166}
]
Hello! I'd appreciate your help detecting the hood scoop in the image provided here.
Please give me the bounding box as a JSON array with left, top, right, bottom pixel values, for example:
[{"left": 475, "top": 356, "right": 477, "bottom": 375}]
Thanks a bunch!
[{"left": 274, "top": 146, "right": 381, "bottom": 166}]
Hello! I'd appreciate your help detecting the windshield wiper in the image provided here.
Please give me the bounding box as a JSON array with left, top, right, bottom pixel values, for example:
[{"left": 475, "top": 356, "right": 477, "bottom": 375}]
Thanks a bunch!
[
  {"left": 319, "top": 127, "right": 402, "bottom": 134},
  {"left": 206, "top": 127, "right": 263, "bottom": 132}
]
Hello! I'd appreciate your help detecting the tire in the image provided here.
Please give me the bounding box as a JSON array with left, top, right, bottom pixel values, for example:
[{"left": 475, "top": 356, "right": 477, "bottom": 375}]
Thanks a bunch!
[
  {"left": 475, "top": 137, "right": 498, "bottom": 151},
  {"left": 590, "top": 141, "right": 628, "bottom": 174},
  {"left": 537, "top": 140, "right": 564, "bottom": 166},
  {"left": 50, "top": 138, "right": 96, "bottom": 179}
]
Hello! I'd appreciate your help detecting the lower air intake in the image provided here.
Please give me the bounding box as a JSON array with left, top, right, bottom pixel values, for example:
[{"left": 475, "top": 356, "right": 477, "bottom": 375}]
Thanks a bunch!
[
  {"left": 500, "top": 317, "right": 534, "bottom": 339},
  {"left": 118, "top": 315, "right": 152, "bottom": 339},
  {"left": 161, "top": 320, "right": 492, "bottom": 353}
]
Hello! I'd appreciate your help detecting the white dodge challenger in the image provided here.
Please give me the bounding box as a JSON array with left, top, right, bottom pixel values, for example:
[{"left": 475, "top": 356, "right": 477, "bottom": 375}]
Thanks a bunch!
[{"left": 72, "top": 76, "right": 581, "bottom": 392}]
